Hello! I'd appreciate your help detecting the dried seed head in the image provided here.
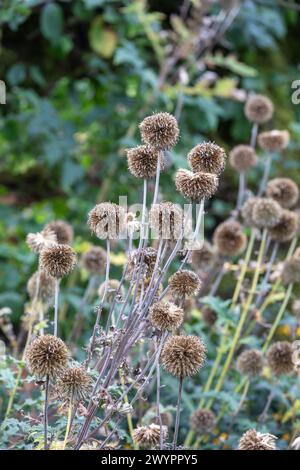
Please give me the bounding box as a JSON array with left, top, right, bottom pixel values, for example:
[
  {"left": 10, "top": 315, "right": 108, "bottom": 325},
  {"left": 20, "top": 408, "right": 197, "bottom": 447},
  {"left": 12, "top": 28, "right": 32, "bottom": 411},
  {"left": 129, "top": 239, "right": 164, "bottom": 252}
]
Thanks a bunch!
[
  {"left": 133, "top": 424, "right": 168, "bottom": 449},
  {"left": 190, "top": 409, "right": 216, "bottom": 434},
  {"left": 266, "top": 178, "right": 299, "bottom": 209},
  {"left": 238, "top": 429, "right": 277, "bottom": 450},
  {"left": 241, "top": 197, "right": 261, "bottom": 227},
  {"left": 26, "top": 334, "right": 69, "bottom": 379},
  {"left": 252, "top": 198, "right": 282, "bottom": 228},
  {"left": 149, "top": 202, "right": 183, "bottom": 240},
  {"left": 237, "top": 349, "right": 264, "bottom": 377},
  {"left": 258, "top": 130, "right": 290, "bottom": 152},
  {"left": 201, "top": 306, "right": 217, "bottom": 327},
  {"left": 229, "top": 145, "right": 258, "bottom": 172},
  {"left": 175, "top": 169, "right": 219, "bottom": 202},
  {"left": 187, "top": 142, "right": 226, "bottom": 175},
  {"left": 168, "top": 270, "right": 201, "bottom": 298},
  {"left": 267, "top": 341, "right": 294, "bottom": 376},
  {"left": 128, "top": 247, "right": 158, "bottom": 278},
  {"left": 149, "top": 301, "right": 184, "bottom": 331},
  {"left": 244, "top": 95, "right": 274, "bottom": 124},
  {"left": 139, "top": 112, "right": 179, "bottom": 150},
  {"left": 268, "top": 209, "right": 298, "bottom": 243},
  {"left": 81, "top": 246, "right": 107, "bottom": 274},
  {"left": 27, "top": 271, "right": 56, "bottom": 305},
  {"left": 26, "top": 228, "right": 57, "bottom": 253},
  {"left": 292, "top": 299, "right": 300, "bottom": 318},
  {"left": 44, "top": 220, "right": 73, "bottom": 245},
  {"left": 213, "top": 220, "right": 247, "bottom": 256},
  {"left": 57, "top": 367, "right": 92, "bottom": 402},
  {"left": 98, "top": 279, "right": 124, "bottom": 302},
  {"left": 282, "top": 257, "right": 300, "bottom": 285},
  {"left": 161, "top": 335, "right": 206, "bottom": 378},
  {"left": 87, "top": 203, "right": 126, "bottom": 240},
  {"left": 190, "top": 241, "right": 216, "bottom": 272},
  {"left": 126, "top": 145, "right": 163, "bottom": 179},
  {"left": 40, "top": 244, "right": 77, "bottom": 278}
]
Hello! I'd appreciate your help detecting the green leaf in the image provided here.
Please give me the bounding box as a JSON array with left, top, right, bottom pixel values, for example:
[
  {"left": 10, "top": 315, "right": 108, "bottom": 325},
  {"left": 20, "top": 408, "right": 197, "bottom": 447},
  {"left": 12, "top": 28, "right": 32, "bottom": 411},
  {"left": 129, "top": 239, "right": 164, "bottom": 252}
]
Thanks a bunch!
[
  {"left": 89, "top": 16, "right": 117, "bottom": 58},
  {"left": 40, "top": 3, "right": 64, "bottom": 44}
]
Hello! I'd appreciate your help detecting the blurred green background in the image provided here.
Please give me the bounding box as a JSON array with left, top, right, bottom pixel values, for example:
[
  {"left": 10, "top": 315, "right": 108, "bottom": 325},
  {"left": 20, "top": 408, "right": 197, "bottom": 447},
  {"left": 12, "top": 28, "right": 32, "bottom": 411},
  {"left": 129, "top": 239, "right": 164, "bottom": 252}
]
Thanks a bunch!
[{"left": 1, "top": 0, "right": 300, "bottom": 332}]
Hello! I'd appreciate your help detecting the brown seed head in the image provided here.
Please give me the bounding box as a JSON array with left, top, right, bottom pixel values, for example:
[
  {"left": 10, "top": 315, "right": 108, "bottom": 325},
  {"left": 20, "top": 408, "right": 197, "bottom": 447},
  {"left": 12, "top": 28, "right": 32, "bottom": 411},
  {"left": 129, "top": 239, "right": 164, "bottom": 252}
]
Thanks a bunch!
[
  {"left": 190, "top": 241, "right": 216, "bottom": 272},
  {"left": 26, "top": 228, "right": 57, "bottom": 253},
  {"left": 258, "top": 130, "right": 290, "bottom": 152},
  {"left": 175, "top": 169, "right": 219, "bottom": 202},
  {"left": 237, "top": 349, "right": 264, "bottom": 377},
  {"left": 57, "top": 366, "right": 92, "bottom": 402},
  {"left": 229, "top": 145, "right": 258, "bottom": 172},
  {"left": 168, "top": 270, "right": 201, "bottom": 298},
  {"left": 266, "top": 178, "right": 299, "bottom": 209},
  {"left": 252, "top": 198, "right": 282, "bottom": 228},
  {"left": 190, "top": 409, "right": 216, "bottom": 434},
  {"left": 98, "top": 279, "right": 124, "bottom": 302},
  {"left": 238, "top": 429, "right": 277, "bottom": 450},
  {"left": 40, "top": 244, "right": 77, "bottom": 278},
  {"left": 213, "top": 220, "right": 247, "bottom": 256},
  {"left": 26, "top": 334, "right": 69, "bottom": 379},
  {"left": 201, "top": 306, "right": 218, "bottom": 327},
  {"left": 268, "top": 209, "right": 298, "bottom": 243},
  {"left": 133, "top": 424, "right": 168, "bottom": 449},
  {"left": 139, "top": 112, "right": 179, "bottom": 150},
  {"left": 282, "top": 257, "right": 300, "bottom": 285},
  {"left": 126, "top": 145, "right": 163, "bottom": 179},
  {"left": 244, "top": 95, "right": 274, "bottom": 124},
  {"left": 267, "top": 341, "right": 294, "bottom": 376},
  {"left": 187, "top": 142, "right": 226, "bottom": 175},
  {"left": 149, "top": 301, "right": 184, "bottom": 331},
  {"left": 44, "top": 220, "right": 73, "bottom": 245},
  {"left": 82, "top": 246, "right": 107, "bottom": 274},
  {"left": 149, "top": 202, "right": 183, "bottom": 240},
  {"left": 27, "top": 271, "right": 56, "bottom": 305},
  {"left": 161, "top": 335, "right": 206, "bottom": 378},
  {"left": 87, "top": 203, "right": 126, "bottom": 240},
  {"left": 241, "top": 197, "right": 261, "bottom": 227}
]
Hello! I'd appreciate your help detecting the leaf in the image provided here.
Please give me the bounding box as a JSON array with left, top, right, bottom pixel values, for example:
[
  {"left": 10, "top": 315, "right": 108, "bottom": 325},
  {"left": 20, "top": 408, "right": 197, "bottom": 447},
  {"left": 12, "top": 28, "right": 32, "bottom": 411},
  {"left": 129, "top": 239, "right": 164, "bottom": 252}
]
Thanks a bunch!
[
  {"left": 40, "top": 3, "right": 64, "bottom": 44},
  {"left": 7, "top": 63, "right": 26, "bottom": 86},
  {"left": 89, "top": 16, "right": 117, "bottom": 58}
]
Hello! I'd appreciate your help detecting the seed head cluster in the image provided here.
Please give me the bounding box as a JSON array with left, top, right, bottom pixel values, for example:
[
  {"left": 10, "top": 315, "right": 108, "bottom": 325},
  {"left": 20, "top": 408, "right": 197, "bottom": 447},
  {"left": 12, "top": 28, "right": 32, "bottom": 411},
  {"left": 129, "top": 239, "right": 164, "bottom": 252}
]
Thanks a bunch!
[
  {"left": 190, "top": 408, "right": 216, "bottom": 434},
  {"left": 237, "top": 349, "right": 264, "bottom": 377},
  {"left": 266, "top": 178, "right": 299, "bottom": 209},
  {"left": 252, "top": 198, "right": 282, "bottom": 228},
  {"left": 26, "top": 228, "right": 57, "bottom": 253},
  {"left": 201, "top": 306, "right": 218, "bottom": 327},
  {"left": 82, "top": 246, "right": 107, "bottom": 274},
  {"left": 190, "top": 241, "right": 216, "bottom": 272},
  {"left": 267, "top": 341, "right": 294, "bottom": 376},
  {"left": 258, "top": 130, "right": 290, "bottom": 153},
  {"left": 168, "top": 270, "right": 201, "bottom": 298},
  {"left": 229, "top": 145, "right": 258, "bottom": 172},
  {"left": 27, "top": 271, "right": 56, "bottom": 305},
  {"left": 282, "top": 256, "right": 300, "bottom": 285},
  {"left": 40, "top": 244, "right": 77, "bottom": 278},
  {"left": 268, "top": 209, "right": 298, "bottom": 243},
  {"left": 187, "top": 142, "right": 226, "bottom": 175},
  {"left": 175, "top": 169, "right": 219, "bottom": 202},
  {"left": 26, "top": 335, "right": 69, "bottom": 379},
  {"left": 149, "top": 301, "right": 184, "bottom": 331},
  {"left": 238, "top": 429, "right": 277, "bottom": 450},
  {"left": 127, "top": 145, "right": 163, "bottom": 179},
  {"left": 161, "top": 335, "right": 206, "bottom": 378},
  {"left": 88, "top": 203, "right": 126, "bottom": 240},
  {"left": 213, "top": 220, "right": 247, "bottom": 256},
  {"left": 44, "top": 220, "right": 73, "bottom": 245},
  {"left": 244, "top": 94, "right": 274, "bottom": 124},
  {"left": 149, "top": 202, "right": 183, "bottom": 240},
  {"left": 139, "top": 112, "right": 179, "bottom": 150},
  {"left": 133, "top": 424, "right": 167, "bottom": 449},
  {"left": 57, "top": 366, "right": 92, "bottom": 402}
]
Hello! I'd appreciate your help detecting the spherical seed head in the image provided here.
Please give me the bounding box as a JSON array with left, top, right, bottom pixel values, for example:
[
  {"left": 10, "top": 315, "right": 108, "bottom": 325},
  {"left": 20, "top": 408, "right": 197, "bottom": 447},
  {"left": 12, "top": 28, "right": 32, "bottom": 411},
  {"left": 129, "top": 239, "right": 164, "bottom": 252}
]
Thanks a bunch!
[
  {"left": 237, "top": 349, "right": 264, "bottom": 377},
  {"left": 161, "top": 335, "right": 206, "bottom": 378},
  {"left": 81, "top": 246, "right": 106, "bottom": 274},
  {"left": 244, "top": 94, "right": 274, "bottom": 124},
  {"left": 175, "top": 169, "right": 219, "bottom": 202},
  {"left": 57, "top": 367, "right": 92, "bottom": 402},
  {"left": 128, "top": 247, "right": 158, "bottom": 279},
  {"left": 190, "top": 241, "right": 216, "bottom": 272},
  {"left": 26, "top": 334, "right": 69, "bottom": 379},
  {"left": 98, "top": 279, "right": 123, "bottom": 302},
  {"left": 258, "top": 130, "right": 290, "bottom": 153},
  {"left": 190, "top": 409, "right": 216, "bottom": 434},
  {"left": 267, "top": 341, "right": 294, "bottom": 376},
  {"left": 268, "top": 209, "right": 298, "bottom": 243},
  {"left": 266, "top": 178, "right": 299, "bottom": 209},
  {"left": 282, "top": 257, "right": 300, "bottom": 285},
  {"left": 149, "top": 301, "right": 184, "bottom": 331},
  {"left": 168, "top": 270, "right": 201, "bottom": 298},
  {"left": 139, "top": 112, "right": 179, "bottom": 150},
  {"left": 242, "top": 197, "right": 261, "bottom": 227},
  {"left": 187, "top": 142, "right": 226, "bottom": 175},
  {"left": 201, "top": 306, "right": 217, "bottom": 327},
  {"left": 229, "top": 145, "right": 258, "bottom": 172},
  {"left": 238, "top": 429, "right": 277, "bottom": 450},
  {"left": 126, "top": 145, "right": 163, "bottom": 179},
  {"left": 213, "top": 220, "right": 247, "bottom": 256},
  {"left": 26, "top": 228, "right": 57, "bottom": 253},
  {"left": 149, "top": 202, "right": 183, "bottom": 240},
  {"left": 133, "top": 424, "right": 167, "bottom": 449},
  {"left": 252, "top": 198, "right": 282, "bottom": 228},
  {"left": 27, "top": 271, "right": 56, "bottom": 305},
  {"left": 40, "top": 244, "right": 77, "bottom": 278},
  {"left": 87, "top": 203, "right": 126, "bottom": 240},
  {"left": 44, "top": 220, "right": 73, "bottom": 245}
]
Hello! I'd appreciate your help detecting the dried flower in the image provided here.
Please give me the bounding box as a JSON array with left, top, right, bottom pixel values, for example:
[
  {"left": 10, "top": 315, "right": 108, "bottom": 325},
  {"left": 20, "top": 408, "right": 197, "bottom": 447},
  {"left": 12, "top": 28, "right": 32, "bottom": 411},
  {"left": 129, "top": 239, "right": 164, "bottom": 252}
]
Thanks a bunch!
[
  {"left": 161, "top": 335, "right": 206, "bottom": 377},
  {"left": 168, "top": 270, "right": 201, "bottom": 298},
  {"left": 244, "top": 95, "right": 274, "bottom": 124},
  {"left": 26, "top": 228, "right": 57, "bottom": 253},
  {"left": 292, "top": 299, "right": 300, "bottom": 318},
  {"left": 40, "top": 244, "right": 77, "bottom": 278},
  {"left": 267, "top": 341, "right": 294, "bottom": 376},
  {"left": 56, "top": 366, "right": 92, "bottom": 402},
  {"left": 266, "top": 178, "right": 299, "bottom": 209},
  {"left": 82, "top": 246, "right": 106, "bottom": 274},
  {"left": 252, "top": 198, "right": 282, "bottom": 228},
  {"left": 88, "top": 203, "right": 126, "bottom": 240},
  {"left": 282, "top": 257, "right": 300, "bottom": 285},
  {"left": 268, "top": 209, "right": 298, "bottom": 243},
  {"left": 149, "top": 301, "right": 184, "bottom": 331},
  {"left": 133, "top": 424, "right": 168, "bottom": 449},
  {"left": 139, "top": 112, "right": 179, "bottom": 150},
  {"left": 44, "top": 220, "right": 73, "bottom": 245},
  {"left": 26, "top": 334, "right": 69, "bottom": 379},
  {"left": 27, "top": 271, "right": 56, "bottom": 305},
  {"left": 213, "top": 220, "right": 247, "bottom": 256},
  {"left": 187, "top": 142, "right": 226, "bottom": 175},
  {"left": 175, "top": 169, "right": 219, "bottom": 202},
  {"left": 190, "top": 409, "right": 216, "bottom": 433},
  {"left": 128, "top": 247, "right": 158, "bottom": 278},
  {"left": 258, "top": 130, "right": 290, "bottom": 152},
  {"left": 237, "top": 349, "right": 264, "bottom": 377},
  {"left": 126, "top": 145, "right": 163, "bottom": 179},
  {"left": 149, "top": 202, "right": 183, "bottom": 240},
  {"left": 229, "top": 145, "right": 258, "bottom": 172},
  {"left": 190, "top": 241, "right": 216, "bottom": 272},
  {"left": 201, "top": 306, "right": 217, "bottom": 327},
  {"left": 241, "top": 197, "right": 261, "bottom": 227},
  {"left": 238, "top": 429, "right": 277, "bottom": 450},
  {"left": 98, "top": 279, "right": 124, "bottom": 302}
]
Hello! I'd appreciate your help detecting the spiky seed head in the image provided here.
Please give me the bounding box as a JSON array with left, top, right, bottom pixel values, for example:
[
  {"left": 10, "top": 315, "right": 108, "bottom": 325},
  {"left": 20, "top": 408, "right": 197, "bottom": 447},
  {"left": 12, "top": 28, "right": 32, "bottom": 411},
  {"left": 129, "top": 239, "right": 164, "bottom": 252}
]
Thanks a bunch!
[
  {"left": 26, "top": 334, "right": 69, "bottom": 379},
  {"left": 128, "top": 247, "right": 158, "bottom": 278},
  {"left": 190, "top": 409, "right": 216, "bottom": 434},
  {"left": 190, "top": 241, "right": 216, "bottom": 272},
  {"left": 267, "top": 341, "right": 294, "bottom": 376},
  {"left": 229, "top": 145, "right": 258, "bottom": 172},
  {"left": 126, "top": 145, "right": 163, "bottom": 179},
  {"left": 56, "top": 367, "right": 92, "bottom": 402},
  {"left": 258, "top": 130, "right": 290, "bottom": 152},
  {"left": 149, "top": 202, "right": 183, "bottom": 240},
  {"left": 98, "top": 279, "right": 124, "bottom": 302},
  {"left": 237, "top": 349, "right": 264, "bottom": 377},
  {"left": 175, "top": 169, "right": 219, "bottom": 202},
  {"left": 40, "top": 244, "right": 77, "bottom": 278},
  {"left": 187, "top": 142, "right": 226, "bottom": 175},
  {"left": 252, "top": 198, "right": 282, "bottom": 228},
  {"left": 133, "top": 424, "right": 168, "bottom": 449},
  {"left": 26, "top": 228, "right": 57, "bottom": 253},
  {"left": 266, "top": 178, "right": 299, "bottom": 209},
  {"left": 244, "top": 95, "right": 274, "bottom": 124},
  {"left": 268, "top": 209, "right": 298, "bottom": 243},
  {"left": 27, "top": 271, "right": 56, "bottom": 305},
  {"left": 161, "top": 335, "right": 206, "bottom": 378},
  {"left": 44, "top": 220, "right": 73, "bottom": 245},
  {"left": 87, "top": 203, "right": 126, "bottom": 240},
  {"left": 168, "top": 270, "right": 201, "bottom": 298},
  {"left": 81, "top": 246, "right": 106, "bottom": 274},
  {"left": 149, "top": 301, "right": 184, "bottom": 331},
  {"left": 282, "top": 257, "right": 300, "bottom": 285},
  {"left": 238, "top": 429, "right": 277, "bottom": 450},
  {"left": 201, "top": 306, "right": 217, "bottom": 327},
  {"left": 241, "top": 197, "right": 261, "bottom": 227},
  {"left": 139, "top": 112, "right": 179, "bottom": 150},
  {"left": 213, "top": 220, "right": 247, "bottom": 256}
]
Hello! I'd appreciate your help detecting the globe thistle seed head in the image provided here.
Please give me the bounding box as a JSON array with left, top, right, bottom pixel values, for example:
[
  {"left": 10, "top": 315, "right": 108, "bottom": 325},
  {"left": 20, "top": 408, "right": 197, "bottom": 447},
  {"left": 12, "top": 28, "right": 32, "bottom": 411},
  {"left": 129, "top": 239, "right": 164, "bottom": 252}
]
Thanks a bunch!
[
  {"left": 266, "top": 178, "right": 299, "bottom": 209},
  {"left": 244, "top": 95, "right": 274, "bottom": 124},
  {"left": 126, "top": 145, "right": 163, "bottom": 179},
  {"left": 238, "top": 429, "right": 277, "bottom": 450},
  {"left": 56, "top": 366, "right": 92, "bottom": 402},
  {"left": 213, "top": 220, "right": 247, "bottom": 257},
  {"left": 267, "top": 341, "right": 294, "bottom": 376},
  {"left": 26, "top": 228, "right": 57, "bottom": 254},
  {"left": 241, "top": 197, "right": 261, "bottom": 227},
  {"left": 27, "top": 271, "right": 56, "bottom": 305},
  {"left": 40, "top": 244, "right": 77, "bottom": 278},
  {"left": 87, "top": 203, "right": 126, "bottom": 240},
  {"left": 229, "top": 145, "right": 258, "bottom": 172},
  {"left": 292, "top": 299, "right": 300, "bottom": 318},
  {"left": 128, "top": 247, "right": 158, "bottom": 278},
  {"left": 190, "top": 241, "right": 216, "bottom": 272},
  {"left": 201, "top": 306, "right": 217, "bottom": 327},
  {"left": 98, "top": 279, "right": 124, "bottom": 302},
  {"left": 282, "top": 257, "right": 300, "bottom": 285},
  {"left": 149, "top": 301, "right": 184, "bottom": 331},
  {"left": 252, "top": 198, "right": 282, "bottom": 229},
  {"left": 149, "top": 202, "right": 184, "bottom": 240},
  {"left": 237, "top": 349, "right": 264, "bottom": 377},
  {"left": 268, "top": 209, "right": 298, "bottom": 243},
  {"left": 175, "top": 169, "right": 219, "bottom": 202},
  {"left": 26, "top": 334, "right": 69, "bottom": 379},
  {"left": 258, "top": 130, "right": 290, "bottom": 153},
  {"left": 168, "top": 270, "right": 201, "bottom": 298},
  {"left": 81, "top": 246, "right": 106, "bottom": 274},
  {"left": 44, "top": 220, "right": 73, "bottom": 245},
  {"left": 190, "top": 408, "right": 216, "bottom": 434},
  {"left": 133, "top": 424, "right": 167, "bottom": 449},
  {"left": 187, "top": 142, "right": 226, "bottom": 175},
  {"left": 161, "top": 335, "right": 206, "bottom": 378},
  {"left": 139, "top": 112, "right": 179, "bottom": 151}
]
